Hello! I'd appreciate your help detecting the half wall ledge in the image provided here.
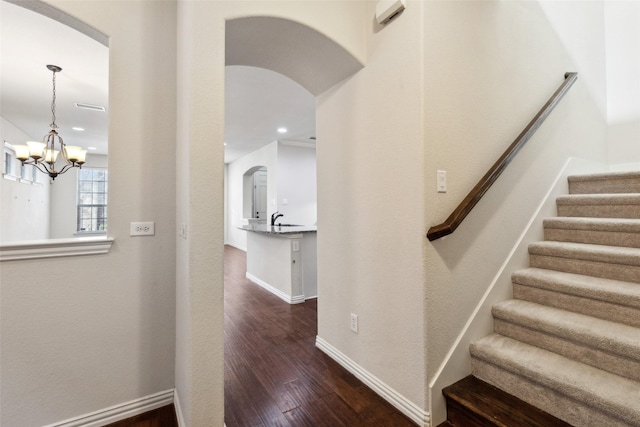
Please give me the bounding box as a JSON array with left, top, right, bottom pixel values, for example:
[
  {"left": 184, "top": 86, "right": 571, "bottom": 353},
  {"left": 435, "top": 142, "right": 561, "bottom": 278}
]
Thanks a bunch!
[{"left": 0, "top": 236, "right": 114, "bottom": 261}]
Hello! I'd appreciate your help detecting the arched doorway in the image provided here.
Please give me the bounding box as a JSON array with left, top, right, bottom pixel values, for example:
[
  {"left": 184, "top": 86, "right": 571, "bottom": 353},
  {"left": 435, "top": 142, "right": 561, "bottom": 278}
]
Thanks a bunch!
[
  {"left": 222, "top": 14, "right": 364, "bottom": 425},
  {"left": 176, "top": 8, "right": 365, "bottom": 425}
]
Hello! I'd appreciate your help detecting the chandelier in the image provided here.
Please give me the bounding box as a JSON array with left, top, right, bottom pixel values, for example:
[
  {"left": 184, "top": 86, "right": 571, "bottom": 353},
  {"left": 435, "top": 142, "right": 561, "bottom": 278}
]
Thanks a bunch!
[{"left": 13, "top": 65, "right": 86, "bottom": 180}]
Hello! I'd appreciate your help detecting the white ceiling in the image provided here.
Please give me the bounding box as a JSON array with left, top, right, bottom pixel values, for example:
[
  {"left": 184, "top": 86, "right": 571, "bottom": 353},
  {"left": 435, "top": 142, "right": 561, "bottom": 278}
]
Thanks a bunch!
[
  {"left": 225, "top": 65, "right": 315, "bottom": 163},
  {"left": 1, "top": 1, "right": 316, "bottom": 164}
]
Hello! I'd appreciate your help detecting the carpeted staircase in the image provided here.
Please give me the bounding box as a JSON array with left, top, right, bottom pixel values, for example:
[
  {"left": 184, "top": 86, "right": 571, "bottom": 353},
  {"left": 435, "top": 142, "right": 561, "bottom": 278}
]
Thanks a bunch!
[{"left": 468, "top": 171, "right": 640, "bottom": 426}]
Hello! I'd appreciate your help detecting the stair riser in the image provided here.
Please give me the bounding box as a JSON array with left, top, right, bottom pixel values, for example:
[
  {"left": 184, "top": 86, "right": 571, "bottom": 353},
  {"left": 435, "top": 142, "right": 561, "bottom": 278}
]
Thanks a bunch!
[
  {"left": 494, "top": 320, "right": 640, "bottom": 382},
  {"left": 444, "top": 399, "right": 495, "bottom": 427},
  {"left": 544, "top": 228, "right": 640, "bottom": 248},
  {"left": 471, "top": 358, "right": 636, "bottom": 427},
  {"left": 513, "top": 284, "right": 640, "bottom": 328},
  {"left": 529, "top": 254, "right": 640, "bottom": 284},
  {"left": 569, "top": 178, "right": 640, "bottom": 195},
  {"left": 557, "top": 204, "right": 640, "bottom": 219}
]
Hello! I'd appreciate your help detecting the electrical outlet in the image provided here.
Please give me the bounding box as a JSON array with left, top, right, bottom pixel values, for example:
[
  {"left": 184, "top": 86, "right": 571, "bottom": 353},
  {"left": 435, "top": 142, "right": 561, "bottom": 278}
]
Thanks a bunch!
[
  {"left": 130, "top": 221, "right": 155, "bottom": 236},
  {"left": 350, "top": 313, "right": 358, "bottom": 333}
]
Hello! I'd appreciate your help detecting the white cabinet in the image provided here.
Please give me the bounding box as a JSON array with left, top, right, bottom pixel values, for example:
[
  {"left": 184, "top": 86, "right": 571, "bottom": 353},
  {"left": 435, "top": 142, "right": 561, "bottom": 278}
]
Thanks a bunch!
[{"left": 245, "top": 230, "right": 317, "bottom": 304}]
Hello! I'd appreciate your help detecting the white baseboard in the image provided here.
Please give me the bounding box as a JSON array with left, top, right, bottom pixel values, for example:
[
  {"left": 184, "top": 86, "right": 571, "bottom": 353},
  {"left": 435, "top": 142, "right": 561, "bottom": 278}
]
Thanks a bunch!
[
  {"left": 43, "top": 389, "right": 174, "bottom": 427},
  {"left": 246, "top": 272, "right": 304, "bottom": 304},
  {"left": 315, "top": 336, "right": 430, "bottom": 427},
  {"left": 174, "top": 389, "right": 186, "bottom": 427}
]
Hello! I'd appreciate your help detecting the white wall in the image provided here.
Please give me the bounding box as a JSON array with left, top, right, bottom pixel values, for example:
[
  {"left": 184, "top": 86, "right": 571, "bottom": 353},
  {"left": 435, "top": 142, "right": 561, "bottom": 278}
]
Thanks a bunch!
[
  {"left": 0, "top": 1, "right": 177, "bottom": 426},
  {"left": 49, "top": 154, "right": 108, "bottom": 239},
  {"left": 0, "top": 117, "right": 50, "bottom": 242},
  {"left": 225, "top": 140, "right": 316, "bottom": 251},
  {"left": 316, "top": 0, "right": 427, "bottom": 419},
  {"left": 178, "top": 2, "right": 367, "bottom": 424},
  {"left": 226, "top": 141, "right": 278, "bottom": 251},
  {"left": 277, "top": 142, "right": 317, "bottom": 226},
  {"left": 422, "top": 1, "right": 608, "bottom": 423},
  {"left": 605, "top": 1, "right": 640, "bottom": 167}
]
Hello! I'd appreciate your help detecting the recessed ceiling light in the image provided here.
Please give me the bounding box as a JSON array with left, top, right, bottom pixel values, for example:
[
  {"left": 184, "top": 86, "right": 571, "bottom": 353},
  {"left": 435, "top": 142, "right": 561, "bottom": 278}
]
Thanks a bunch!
[
  {"left": 224, "top": 142, "right": 227, "bottom": 146},
  {"left": 277, "top": 127, "right": 287, "bottom": 133},
  {"left": 72, "top": 127, "right": 85, "bottom": 132},
  {"left": 87, "top": 147, "right": 97, "bottom": 151}
]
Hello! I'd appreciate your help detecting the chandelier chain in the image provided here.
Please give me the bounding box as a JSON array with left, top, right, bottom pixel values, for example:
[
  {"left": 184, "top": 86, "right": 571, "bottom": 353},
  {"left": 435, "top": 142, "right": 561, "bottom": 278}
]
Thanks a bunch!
[{"left": 50, "top": 70, "right": 57, "bottom": 129}]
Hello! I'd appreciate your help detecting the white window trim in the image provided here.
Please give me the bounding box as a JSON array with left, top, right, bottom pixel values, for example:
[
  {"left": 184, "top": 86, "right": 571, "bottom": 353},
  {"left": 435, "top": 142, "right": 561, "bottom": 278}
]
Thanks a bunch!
[
  {"left": 77, "top": 167, "right": 108, "bottom": 233},
  {"left": 0, "top": 236, "right": 114, "bottom": 261},
  {"left": 3, "top": 141, "right": 18, "bottom": 179},
  {"left": 74, "top": 230, "right": 107, "bottom": 237},
  {"left": 19, "top": 163, "right": 33, "bottom": 183}
]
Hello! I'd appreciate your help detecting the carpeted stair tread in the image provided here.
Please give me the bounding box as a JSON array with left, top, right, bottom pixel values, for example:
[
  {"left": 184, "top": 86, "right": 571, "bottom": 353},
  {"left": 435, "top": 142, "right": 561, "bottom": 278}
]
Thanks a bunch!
[
  {"left": 568, "top": 171, "right": 640, "bottom": 194},
  {"left": 470, "top": 334, "right": 640, "bottom": 426},
  {"left": 529, "top": 241, "right": 640, "bottom": 283},
  {"left": 556, "top": 194, "right": 640, "bottom": 219},
  {"left": 543, "top": 217, "right": 640, "bottom": 247},
  {"left": 544, "top": 216, "right": 640, "bottom": 232},
  {"left": 557, "top": 193, "right": 640, "bottom": 205},
  {"left": 492, "top": 300, "right": 640, "bottom": 368},
  {"left": 529, "top": 241, "right": 640, "bottom": 266},
  {"left": 512, "top": 268, "right": 640, "bottom": 310}
]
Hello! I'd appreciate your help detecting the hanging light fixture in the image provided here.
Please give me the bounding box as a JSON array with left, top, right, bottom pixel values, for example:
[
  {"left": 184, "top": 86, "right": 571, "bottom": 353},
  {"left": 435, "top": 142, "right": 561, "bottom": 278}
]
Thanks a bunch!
[{"left": 13, "top": 65, "right": 87, "bottom": 180}]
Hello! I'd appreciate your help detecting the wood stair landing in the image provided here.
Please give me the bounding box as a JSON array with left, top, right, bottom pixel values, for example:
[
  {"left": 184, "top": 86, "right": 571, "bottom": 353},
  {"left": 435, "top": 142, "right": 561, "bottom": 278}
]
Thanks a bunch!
[{"left": 439, "top": 376, "right": 570, "bottom": 427}]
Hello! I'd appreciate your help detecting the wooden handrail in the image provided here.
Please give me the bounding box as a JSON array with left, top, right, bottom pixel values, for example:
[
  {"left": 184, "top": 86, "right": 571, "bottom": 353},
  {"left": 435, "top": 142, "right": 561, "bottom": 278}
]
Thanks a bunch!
[{"left": 427, "top": 72, "right": 578, "bottom": 241}]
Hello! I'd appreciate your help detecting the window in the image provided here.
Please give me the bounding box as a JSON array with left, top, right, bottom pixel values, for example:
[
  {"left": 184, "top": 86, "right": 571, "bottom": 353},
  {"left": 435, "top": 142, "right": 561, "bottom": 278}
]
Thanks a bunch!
[
  {"left": 3, "top": 142, "right": 17, "bottom": 178},
  {"left": 32, "top": 164, "right": 40, "bottom": 184},
  {"left": 77, "top": 168, "right": 108, "bottom": 233},
  {"left": 20, "top": 163, "right": 32, "bottom": 183}
]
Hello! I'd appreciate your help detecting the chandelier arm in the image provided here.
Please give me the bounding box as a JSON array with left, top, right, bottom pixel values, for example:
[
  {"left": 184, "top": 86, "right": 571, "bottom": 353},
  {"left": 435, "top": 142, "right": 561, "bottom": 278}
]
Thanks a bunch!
[
  {"left": 56, "top": 163, "right": 75, "bottom": 176},
  {"left": 32, "top": 162, "right": 51, "bottom": 176}
]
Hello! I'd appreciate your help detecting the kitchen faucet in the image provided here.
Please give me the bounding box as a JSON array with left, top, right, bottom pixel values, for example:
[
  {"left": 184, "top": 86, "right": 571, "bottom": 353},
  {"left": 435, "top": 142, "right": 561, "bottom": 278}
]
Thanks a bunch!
[{"left": 271, "top": 211, "right": 284, "bottom": 226}]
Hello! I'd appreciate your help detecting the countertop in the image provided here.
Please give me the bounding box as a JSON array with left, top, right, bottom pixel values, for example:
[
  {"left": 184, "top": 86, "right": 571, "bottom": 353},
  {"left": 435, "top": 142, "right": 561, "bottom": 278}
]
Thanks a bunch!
[{"left": 238, "top": 224, "right": 317, "bottom": 235}]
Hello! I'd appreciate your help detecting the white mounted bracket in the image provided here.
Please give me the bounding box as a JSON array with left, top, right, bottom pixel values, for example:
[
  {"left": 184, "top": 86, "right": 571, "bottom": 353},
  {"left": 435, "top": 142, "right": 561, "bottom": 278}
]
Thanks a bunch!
[{"left": 376, "top": 0, "right": 406, "bottom": 25}]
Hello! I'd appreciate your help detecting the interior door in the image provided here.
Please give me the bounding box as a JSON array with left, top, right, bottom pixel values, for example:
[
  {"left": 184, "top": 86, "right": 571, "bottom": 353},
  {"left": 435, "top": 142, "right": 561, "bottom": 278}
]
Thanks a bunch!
[{"left": 253, "top": 169, "right": 268, "bottom": 222}]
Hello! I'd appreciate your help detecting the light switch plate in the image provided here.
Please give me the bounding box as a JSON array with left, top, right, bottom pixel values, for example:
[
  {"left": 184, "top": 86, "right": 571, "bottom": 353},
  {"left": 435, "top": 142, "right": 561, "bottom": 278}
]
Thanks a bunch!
[{"left": 437, "top": 170, "right": 447, "bottom": 193}]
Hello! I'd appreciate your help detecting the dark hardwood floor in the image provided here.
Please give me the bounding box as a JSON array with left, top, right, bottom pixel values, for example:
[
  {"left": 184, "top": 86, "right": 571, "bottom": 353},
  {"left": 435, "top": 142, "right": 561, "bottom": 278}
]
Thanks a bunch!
[
  {"left": 112, "top": 245, "right": 415, "bottom": 426},
  {"left": 224, "top": 245, "right": 416, "bottom": 426}
]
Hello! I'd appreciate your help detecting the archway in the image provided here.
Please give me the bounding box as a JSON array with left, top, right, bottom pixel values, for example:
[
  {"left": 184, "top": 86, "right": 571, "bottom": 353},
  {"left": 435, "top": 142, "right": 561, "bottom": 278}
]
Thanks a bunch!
[
  {"left": 176, "top": 7, "right": 367, "bottom": 424},
  {"left": 226, "top": 16, "right": 363, "bottom": 96},
  {"left": 222, "top": 14, "right": 363, "bottom": 425}
]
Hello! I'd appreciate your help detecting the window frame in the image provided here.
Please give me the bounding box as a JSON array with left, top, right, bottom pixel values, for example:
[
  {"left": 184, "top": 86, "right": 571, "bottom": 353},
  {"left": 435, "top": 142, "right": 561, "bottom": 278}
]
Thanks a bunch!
[
  {"left": 3, "top": 142, "right": 18, "bottom": 181},
  {"left": 76, "top": 167, "right": 108, "bottom": 234}
]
